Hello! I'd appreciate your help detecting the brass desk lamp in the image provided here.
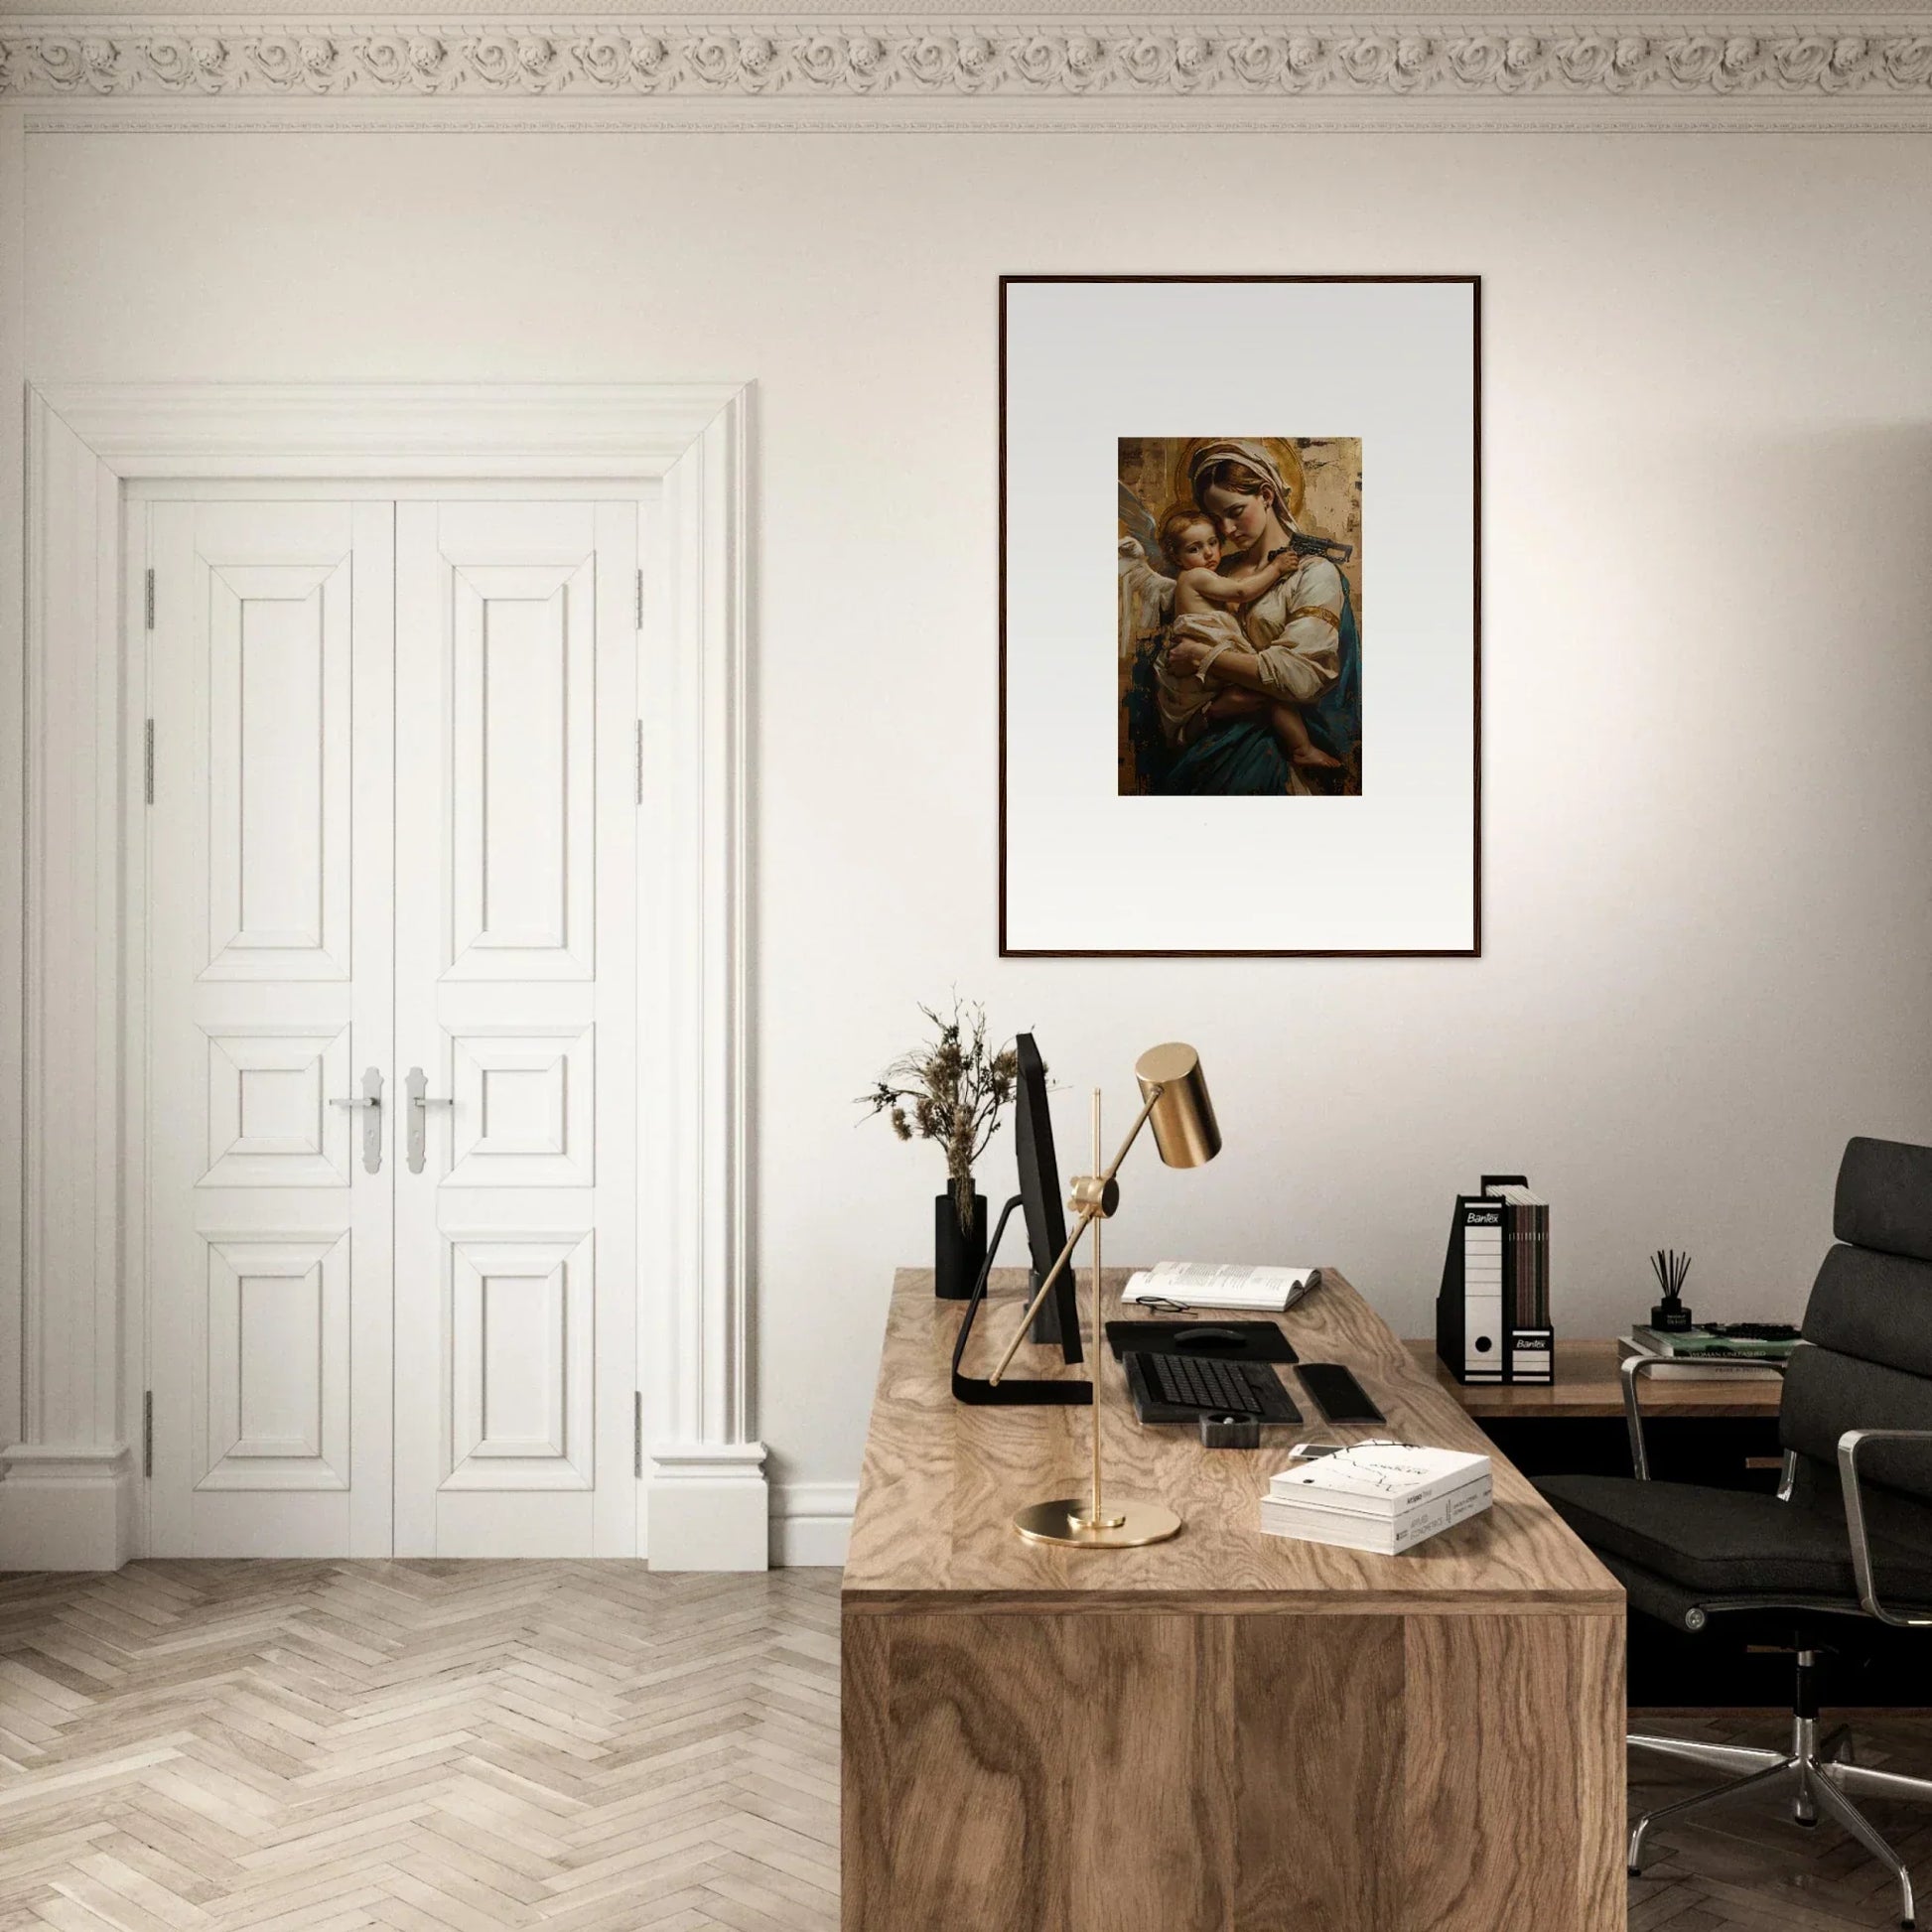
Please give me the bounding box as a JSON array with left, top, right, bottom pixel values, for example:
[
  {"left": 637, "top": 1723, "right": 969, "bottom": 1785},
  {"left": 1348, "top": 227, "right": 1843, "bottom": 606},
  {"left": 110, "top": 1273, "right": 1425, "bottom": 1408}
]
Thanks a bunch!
[{"left": 987, "top": 1042, "right": 1221, "bottom": 1549}]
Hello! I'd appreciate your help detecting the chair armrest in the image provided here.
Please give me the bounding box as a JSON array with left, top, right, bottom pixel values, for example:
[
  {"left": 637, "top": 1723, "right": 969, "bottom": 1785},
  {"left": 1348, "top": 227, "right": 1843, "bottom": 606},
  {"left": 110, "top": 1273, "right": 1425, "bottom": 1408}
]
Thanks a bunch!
[
  {"left": 1837, "top": 1429, "right": 1932, "bottom": 1627},
  {"left": 1620, "top": 1350, "right": 1789, "bottom": 1482}
]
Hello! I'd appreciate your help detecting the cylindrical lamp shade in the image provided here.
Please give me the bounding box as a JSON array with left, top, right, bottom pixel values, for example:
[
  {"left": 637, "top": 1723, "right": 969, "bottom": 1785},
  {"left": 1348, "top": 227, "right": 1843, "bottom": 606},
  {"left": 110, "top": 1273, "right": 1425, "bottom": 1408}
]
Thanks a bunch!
[{"left": 1134, "top": 1042, "right": 1221, "bottom": 1169}]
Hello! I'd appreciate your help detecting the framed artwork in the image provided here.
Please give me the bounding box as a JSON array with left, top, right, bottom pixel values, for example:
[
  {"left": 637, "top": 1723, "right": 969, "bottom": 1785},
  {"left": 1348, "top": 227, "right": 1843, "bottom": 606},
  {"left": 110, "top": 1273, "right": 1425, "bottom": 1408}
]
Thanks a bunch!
[{"left": 999, "top": 275, "right": 1480, "bottom": 957}]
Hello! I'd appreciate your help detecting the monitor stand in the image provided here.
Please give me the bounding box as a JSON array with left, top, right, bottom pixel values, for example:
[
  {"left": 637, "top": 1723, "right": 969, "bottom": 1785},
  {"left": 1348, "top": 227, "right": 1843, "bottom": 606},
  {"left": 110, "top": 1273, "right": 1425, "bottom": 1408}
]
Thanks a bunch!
[
  {"left": 1029, "top": 1269, "right": 1070, "bottom": 1346},
  {"left": 951, "top": 1195, "right": 1092, "bottom": 1407}
]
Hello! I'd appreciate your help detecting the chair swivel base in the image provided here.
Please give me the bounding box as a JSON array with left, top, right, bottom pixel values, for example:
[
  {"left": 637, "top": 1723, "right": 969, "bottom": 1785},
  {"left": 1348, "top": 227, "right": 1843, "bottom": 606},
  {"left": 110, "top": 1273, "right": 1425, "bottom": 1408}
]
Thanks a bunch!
[{"left": 1630, "top": 1713, "right": 1932, "bottom": 1930}]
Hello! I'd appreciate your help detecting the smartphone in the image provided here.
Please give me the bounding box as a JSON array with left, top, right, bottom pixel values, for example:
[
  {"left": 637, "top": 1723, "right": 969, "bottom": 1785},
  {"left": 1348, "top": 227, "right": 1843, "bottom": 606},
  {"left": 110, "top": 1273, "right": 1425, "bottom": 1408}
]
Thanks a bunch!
[{"left": 1298, "top": 1362, "right": 1385, "bottom": 1425}]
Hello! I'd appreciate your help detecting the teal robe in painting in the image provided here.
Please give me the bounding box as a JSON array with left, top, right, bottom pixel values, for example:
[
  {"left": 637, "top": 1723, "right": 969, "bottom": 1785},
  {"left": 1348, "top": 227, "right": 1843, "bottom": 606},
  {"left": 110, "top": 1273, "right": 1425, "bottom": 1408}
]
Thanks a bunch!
[{"left": 1153, "top": 578, "right": 1361, "bottom": 797}]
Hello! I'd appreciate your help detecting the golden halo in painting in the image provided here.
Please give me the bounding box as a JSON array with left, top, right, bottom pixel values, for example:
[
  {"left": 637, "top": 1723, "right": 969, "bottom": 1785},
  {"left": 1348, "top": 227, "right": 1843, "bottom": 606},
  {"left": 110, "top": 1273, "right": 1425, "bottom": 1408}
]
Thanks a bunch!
[{"left": 1165, "top": 436, "right": 1307, "bottom": 527}]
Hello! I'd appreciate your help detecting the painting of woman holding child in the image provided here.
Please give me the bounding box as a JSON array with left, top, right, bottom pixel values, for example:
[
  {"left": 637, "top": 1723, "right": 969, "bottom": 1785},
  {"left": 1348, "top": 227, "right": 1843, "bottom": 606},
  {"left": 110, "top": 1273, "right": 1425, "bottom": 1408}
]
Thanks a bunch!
[{"left": 1118, "top": 437, "right": 1363, "bottom": 797}]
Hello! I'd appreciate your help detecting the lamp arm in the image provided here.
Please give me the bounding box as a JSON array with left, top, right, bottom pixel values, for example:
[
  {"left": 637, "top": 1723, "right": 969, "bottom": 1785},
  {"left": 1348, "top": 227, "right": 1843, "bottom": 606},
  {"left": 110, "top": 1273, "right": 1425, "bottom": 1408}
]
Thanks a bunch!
[
  {"left": 1097, "top": 1086, "right": 1165, "bottom": 1188},
  {"left": 986, "top": 1085, "right": 1166, "bottom": 1387},
  {"left": 986, "top": 1205, "right": 1098, "bottom": 1388}
]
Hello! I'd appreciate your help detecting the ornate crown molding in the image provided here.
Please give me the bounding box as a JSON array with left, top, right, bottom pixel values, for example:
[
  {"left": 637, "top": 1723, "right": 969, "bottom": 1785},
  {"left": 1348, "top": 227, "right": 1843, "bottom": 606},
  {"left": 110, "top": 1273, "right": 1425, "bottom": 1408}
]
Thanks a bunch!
[{"left": 5, "top": 16, "right": 1932, "bottom": 113}]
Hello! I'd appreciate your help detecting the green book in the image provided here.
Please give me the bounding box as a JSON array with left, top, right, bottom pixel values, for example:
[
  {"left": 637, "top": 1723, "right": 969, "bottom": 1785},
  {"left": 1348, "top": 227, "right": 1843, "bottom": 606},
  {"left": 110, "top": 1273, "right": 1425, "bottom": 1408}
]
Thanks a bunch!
[{"left": 1631, "top": 1324, "right": 1798, "bottom": 1360}]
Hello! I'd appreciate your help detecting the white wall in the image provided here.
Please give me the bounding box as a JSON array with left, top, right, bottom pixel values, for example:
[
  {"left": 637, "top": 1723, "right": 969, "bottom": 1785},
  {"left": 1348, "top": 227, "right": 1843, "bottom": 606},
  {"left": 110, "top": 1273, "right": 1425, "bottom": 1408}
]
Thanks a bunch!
[{"left": 20, "top": 127, "right": 1932, "bottom": 1527}]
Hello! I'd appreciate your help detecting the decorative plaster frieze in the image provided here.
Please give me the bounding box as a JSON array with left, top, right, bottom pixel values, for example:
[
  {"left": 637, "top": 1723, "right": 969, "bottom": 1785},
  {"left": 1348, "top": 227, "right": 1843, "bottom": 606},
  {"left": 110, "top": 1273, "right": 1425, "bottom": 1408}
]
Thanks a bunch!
[{"left": 5, "top": 19, "right": 1932, "bottom": 103}]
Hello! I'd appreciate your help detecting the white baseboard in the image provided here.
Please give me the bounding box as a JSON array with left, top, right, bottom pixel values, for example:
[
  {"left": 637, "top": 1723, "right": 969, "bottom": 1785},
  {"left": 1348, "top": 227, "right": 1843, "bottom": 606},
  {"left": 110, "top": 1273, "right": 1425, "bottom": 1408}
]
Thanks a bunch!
[
  {"left": 0, "top": 1452, "right": 846, "bottom": 1569},
  {"left": 646, "top": 1442, "right": 770, "bottom": 1571},
  {"left": 0, "top": 1445, "right": 137, "bottom": 1571},
  {"left": 771, "top": 1481, "right": 855, "bottom": 1569},
  {"left": 0, "top": 1445, "right": 852, "bottom": 1573}
]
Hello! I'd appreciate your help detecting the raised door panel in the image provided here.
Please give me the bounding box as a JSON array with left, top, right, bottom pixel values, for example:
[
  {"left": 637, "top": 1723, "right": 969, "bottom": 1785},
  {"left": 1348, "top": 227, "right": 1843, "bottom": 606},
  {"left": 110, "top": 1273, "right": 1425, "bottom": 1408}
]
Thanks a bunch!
[
  {"left": 446, "top": 1026, "right": 594, "bottom": 1187},
  {"left": 200, "top": 1232, "right": 350, "bottom": 1491},
  {"left": 146, "top": 498, "right": 394, "bottom": 1559},
  {"left": 448, "top": 560, "right": 595, "bottom": 981},
  {"left": 202, "top": 1026, "right": 352, "bottom": 1187},
  {"left": 445, "top": 1232, "right": 594, "bottom": 1489},
  {"left": 202, "top": 561, "right": 352, "bottom": 981}
]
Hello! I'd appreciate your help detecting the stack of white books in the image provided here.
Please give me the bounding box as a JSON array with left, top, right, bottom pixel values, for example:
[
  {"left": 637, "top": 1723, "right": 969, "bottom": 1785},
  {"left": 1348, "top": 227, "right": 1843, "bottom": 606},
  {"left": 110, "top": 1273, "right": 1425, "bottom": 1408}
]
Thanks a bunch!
[{"left": 1260, "top": 1444, "right": 1493, "bottom": 1556}]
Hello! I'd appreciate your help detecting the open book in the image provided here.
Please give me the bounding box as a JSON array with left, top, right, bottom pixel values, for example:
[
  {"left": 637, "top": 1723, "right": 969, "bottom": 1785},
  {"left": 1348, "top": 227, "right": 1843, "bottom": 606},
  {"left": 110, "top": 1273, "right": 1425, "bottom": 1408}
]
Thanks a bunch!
[{"left": 1121, "top": 1261, "right": 1319, "bottom": 1313}]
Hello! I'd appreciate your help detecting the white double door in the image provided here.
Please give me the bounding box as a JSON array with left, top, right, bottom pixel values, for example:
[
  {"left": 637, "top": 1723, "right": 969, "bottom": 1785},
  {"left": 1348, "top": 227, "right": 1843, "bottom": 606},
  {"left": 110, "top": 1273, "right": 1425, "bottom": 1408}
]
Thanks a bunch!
[{"left": 145, "top": 494, "right": 640, "bottom": 1558}]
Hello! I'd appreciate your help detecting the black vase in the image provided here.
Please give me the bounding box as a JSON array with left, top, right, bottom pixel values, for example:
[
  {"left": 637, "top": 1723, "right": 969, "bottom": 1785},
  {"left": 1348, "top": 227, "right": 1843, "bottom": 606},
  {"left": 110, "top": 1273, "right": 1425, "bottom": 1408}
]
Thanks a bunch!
[{"left": 934, "top": 1187, "right": 989, "bottom": 1301}]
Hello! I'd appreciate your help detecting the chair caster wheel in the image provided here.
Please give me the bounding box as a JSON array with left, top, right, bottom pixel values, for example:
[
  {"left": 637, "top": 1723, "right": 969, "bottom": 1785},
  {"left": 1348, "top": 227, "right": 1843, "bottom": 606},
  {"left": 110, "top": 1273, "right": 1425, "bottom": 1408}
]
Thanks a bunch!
[
  {"left": 1627, "top": 1867, "right": 1641, "bottom": 1878},
  {"left": 1796, "top": 1816, "right": 1818, "bottom": 1829}
]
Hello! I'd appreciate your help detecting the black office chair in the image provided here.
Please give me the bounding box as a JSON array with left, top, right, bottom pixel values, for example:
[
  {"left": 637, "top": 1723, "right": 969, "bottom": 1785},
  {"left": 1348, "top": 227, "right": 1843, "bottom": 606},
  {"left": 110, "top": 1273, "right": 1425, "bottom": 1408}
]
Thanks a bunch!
[{"left": 1537, "top": 1136, "right": 1932, "bottom": 1930}]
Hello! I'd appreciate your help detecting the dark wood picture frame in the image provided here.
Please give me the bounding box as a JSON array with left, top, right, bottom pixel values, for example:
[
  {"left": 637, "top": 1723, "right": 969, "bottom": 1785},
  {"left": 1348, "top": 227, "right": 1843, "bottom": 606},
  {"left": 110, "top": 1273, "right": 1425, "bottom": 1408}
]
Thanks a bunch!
[{"left": 997, "top": 273, "right": 1482, "bottom": 959}]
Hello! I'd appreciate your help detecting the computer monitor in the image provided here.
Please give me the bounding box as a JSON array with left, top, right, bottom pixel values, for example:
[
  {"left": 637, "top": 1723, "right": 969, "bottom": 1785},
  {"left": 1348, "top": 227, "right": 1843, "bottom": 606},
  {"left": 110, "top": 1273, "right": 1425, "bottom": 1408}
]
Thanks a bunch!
[
  {"left": 948, "top": 1032, "right": 1089, "bottom": 1406},
  {"left": 1013, "top": 1034, "right": 1083, "bottom": 1363}
]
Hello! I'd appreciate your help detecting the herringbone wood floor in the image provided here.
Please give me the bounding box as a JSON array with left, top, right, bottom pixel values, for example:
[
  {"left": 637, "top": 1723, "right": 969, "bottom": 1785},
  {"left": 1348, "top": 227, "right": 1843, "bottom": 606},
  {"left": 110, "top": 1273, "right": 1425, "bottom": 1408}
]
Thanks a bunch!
[
  {"left": 0, "top": 1564, "right": 1925, "bottom": 1929},
  {"left": 0, "top": 1563, "right": 840, "bottom": 1931}
]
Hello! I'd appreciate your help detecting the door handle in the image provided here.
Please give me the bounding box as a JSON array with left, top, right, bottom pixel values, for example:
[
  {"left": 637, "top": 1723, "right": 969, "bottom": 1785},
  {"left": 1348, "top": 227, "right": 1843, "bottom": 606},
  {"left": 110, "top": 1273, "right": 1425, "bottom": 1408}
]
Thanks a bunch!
[
  {"left": 330, "top": 1066, "right": 385, "bottom": 1174},
  {"left": 405, "top": 1066, "right": 454, "bottom": 1175}
]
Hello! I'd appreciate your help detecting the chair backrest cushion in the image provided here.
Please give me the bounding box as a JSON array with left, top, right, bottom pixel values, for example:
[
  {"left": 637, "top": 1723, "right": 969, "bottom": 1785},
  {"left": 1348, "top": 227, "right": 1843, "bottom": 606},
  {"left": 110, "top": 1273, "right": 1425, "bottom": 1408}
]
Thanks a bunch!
[
  {"left": 1802, "top": 1243, "right": 1932, "bottom": 1382},
  {"left": 1781, "top": 1342, "right": 1932, "bottom": 1501},
  {"left": 1782, "top": 1138, "right": 1932, "bottom": 1505},
  {"left": 1836, "top": 1135, "right": 1932, "bottom": 1263}
]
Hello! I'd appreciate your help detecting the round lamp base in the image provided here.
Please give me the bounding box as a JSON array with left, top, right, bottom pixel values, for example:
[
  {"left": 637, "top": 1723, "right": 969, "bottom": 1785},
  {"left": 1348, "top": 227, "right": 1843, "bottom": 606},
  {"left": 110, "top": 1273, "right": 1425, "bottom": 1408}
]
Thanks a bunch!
[{"left": 1012, "top": 1496, "right": 1182, "bottom": 1549}]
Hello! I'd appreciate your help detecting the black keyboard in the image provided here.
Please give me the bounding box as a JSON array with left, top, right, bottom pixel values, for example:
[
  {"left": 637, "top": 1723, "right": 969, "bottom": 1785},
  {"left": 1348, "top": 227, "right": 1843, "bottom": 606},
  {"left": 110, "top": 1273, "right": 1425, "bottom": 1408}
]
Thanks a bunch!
[{"left": 1128, "top": 1351, "right": 1302, "bottom": 1424}]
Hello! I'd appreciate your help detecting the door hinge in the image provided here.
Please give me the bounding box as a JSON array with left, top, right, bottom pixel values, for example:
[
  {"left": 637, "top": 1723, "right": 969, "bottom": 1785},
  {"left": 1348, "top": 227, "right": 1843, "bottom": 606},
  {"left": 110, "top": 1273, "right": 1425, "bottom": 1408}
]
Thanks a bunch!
[
  {"left": 633, "top": 1392, "right": 643, "bottom": 1479},
  {"left": 634, "top": 720, "right": 644, "bottom": 806},
  {"left": 144, "top": 720, "right": 155, "bottom": 805},
  {"left": 142, "top": 1391, "right": 153, "bottom": 1478},
  {"left": 635, "top": 567, "right": 644, "bottom": 631},
  {"left": 144, "top": 568, "right": 155, "bottom": 630}
]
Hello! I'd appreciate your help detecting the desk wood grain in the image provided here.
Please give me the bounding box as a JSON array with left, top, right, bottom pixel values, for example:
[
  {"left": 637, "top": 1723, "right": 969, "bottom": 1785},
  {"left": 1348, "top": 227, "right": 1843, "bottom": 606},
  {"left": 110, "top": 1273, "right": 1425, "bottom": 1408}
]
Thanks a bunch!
[
  {"left": 844, "top": 1268, "right": 1621, "bottom": 1613},
  {"left": 841, "top": 1269, "right": 1625, "bottom": 1932}
]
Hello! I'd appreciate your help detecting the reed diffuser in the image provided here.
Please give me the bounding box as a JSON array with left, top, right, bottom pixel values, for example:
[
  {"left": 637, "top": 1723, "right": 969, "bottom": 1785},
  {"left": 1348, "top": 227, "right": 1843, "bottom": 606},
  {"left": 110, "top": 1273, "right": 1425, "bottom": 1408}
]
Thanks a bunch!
[{"left": 1649, "top": 1248, "right": 1694, "bottom": 1332}]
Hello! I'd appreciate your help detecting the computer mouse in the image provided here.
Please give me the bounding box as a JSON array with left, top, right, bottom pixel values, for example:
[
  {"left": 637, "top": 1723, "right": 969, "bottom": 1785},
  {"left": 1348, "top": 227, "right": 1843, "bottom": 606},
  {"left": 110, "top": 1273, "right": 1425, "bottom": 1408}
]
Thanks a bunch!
[{"left": 1174, "top": 1327, "right": 1247, "bottom": 1351}]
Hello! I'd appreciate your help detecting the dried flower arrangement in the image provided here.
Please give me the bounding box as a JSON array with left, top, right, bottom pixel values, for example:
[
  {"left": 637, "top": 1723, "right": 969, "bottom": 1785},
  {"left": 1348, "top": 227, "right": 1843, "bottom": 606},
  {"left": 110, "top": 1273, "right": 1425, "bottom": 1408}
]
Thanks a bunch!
[{"left": 860, "top": 998, "right": 1021, "bottom": 1234}]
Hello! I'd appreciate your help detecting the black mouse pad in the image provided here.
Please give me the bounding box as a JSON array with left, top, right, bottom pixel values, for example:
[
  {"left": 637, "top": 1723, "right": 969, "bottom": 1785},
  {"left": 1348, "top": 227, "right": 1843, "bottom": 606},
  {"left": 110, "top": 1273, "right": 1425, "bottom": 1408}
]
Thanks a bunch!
[{"left": 1105, "top": 1319, "right": 1298, "bottom": 1365}]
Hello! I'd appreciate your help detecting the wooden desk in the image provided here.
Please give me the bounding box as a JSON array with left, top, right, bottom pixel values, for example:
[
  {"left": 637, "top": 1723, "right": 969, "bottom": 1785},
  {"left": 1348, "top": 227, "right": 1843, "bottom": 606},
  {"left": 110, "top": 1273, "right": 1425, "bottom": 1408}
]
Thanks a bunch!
[
  {"left": 1408, "top": 1336, "right": 1784, "bottom": 1420},
  {"left": 843, "top": 1269, "right": 1625, "bottom": 1932}
]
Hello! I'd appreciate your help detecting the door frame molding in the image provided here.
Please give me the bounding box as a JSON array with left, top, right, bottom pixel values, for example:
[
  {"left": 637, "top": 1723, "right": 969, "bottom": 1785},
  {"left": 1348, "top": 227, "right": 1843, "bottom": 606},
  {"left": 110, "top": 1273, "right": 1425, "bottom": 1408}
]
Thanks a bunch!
[{"left": 6, "top": 381, "right": 764, "bottom": 1571}]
